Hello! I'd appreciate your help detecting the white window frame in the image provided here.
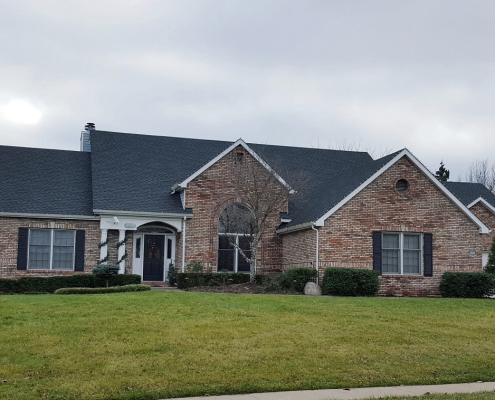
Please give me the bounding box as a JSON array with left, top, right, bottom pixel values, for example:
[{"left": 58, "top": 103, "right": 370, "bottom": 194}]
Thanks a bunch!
[
  {"left": 27, "top": 229, "right": 76, "bottom": 270},
  {"left": 382, "top": 232, "right": 423, "bottom": 276},
  {"left": 217, "top": 233, "right": 250, "bottom": 273}
]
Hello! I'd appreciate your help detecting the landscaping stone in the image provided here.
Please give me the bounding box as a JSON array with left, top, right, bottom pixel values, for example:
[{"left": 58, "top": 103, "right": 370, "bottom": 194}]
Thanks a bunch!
[{"left": 304, "top": 282, "right": 322, "bottom": 296}]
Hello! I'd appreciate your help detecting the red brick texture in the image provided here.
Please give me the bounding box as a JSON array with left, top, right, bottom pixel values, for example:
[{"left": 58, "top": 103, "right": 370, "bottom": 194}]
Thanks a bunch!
[
  {"left": 470, "top": 203, "right": 495, "bottom": 252},
  {"left": 317, "top": 156, "right": 485, "bottom": 297},
  {"left": 0, "top": 217, "right": 100, "bottom": 279},
  {"left": 182, "top": 146, "right": 287, "bottom": 272}
]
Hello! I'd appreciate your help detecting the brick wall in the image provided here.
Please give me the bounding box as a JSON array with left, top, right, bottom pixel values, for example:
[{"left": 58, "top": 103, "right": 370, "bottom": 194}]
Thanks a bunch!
[
  {"left": 281, "top": 228, "right": 316, "bottom": 271},
  {"left": 317, "top": 156, "right": 484, "bottom": 296},
  {"left": 470, "top": 202, "right": 495, "bottom": 252},
  {"left": 183, "top": 146, "right": 287, "bottom": 272},
  {"left": 0, "top": 217, "right": 100, "bottom": 279}
]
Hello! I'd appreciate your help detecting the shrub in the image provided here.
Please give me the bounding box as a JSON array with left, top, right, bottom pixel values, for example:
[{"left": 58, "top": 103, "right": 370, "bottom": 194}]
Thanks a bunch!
[
  {"left": 186, "top": 262, "right": 203, "bottom": 273},
  {"left": 279, "top": 268, "right": 318, "bottom": 292},
  {"left": 177, "top": 273, "right": 250, "bottom": 289},
  {"left": 55, "top": 284, "right": 150, "bottom": 295},
  {"left": 0, "top": 274, "right": 141, "bottom": 294},
  {"left": 92, "top": 263, "right": 120, "bottom": 287},
  {"left": 167, "top": 263, "right": 177, "bottom": 287},
  {"left": 322, "top": 268, "right": 380, "bottom": 296},
  {"left": 440, "top": 272, "right": 495, "bottom": 298}
]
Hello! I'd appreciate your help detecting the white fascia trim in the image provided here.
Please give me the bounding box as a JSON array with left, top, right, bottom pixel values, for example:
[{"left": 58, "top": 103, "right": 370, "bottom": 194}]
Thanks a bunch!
[
  {"left": 313, "top": 149, "right": 490, "bottom": 234},
  {"left": 93, "top": 209, "right": 193, "bottom": 219},
  {"left": 276, "top": 222, "right": 314, "bottom": 235},
  {"left": 468, "top": 197, "right": 495, "bottom": 215},
  {"left": 175, "top": 138, "right": 294, "bottom": 193},
  {"left": 0, "top": 212, "right": 99, "bottom": 220}
]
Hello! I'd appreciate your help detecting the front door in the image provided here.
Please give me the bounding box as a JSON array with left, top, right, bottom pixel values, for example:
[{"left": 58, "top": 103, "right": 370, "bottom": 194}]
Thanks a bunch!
[{"left": 143, "top": 235, "right": 165, "bottom": 281}]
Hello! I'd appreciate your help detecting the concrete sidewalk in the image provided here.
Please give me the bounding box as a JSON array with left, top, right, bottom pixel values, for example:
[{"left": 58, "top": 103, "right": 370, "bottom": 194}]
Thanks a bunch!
[{"left": 163, "top": 382, "right": 495, "bottom": 400}]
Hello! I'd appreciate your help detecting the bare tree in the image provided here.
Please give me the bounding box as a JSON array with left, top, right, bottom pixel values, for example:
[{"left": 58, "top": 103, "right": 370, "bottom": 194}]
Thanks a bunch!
[
  {"left": 465, "top": 159, "right": 495, "bottom": 192},
  {"left": 325, "top": 140, "right": 393, "bottom": 159},
  {"left": 218, "top": 150, "right": 306, "bottom": 282}
]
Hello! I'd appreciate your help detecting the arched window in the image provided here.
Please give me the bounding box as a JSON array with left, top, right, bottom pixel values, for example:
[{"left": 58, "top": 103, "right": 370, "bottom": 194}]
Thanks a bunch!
[{"left": 218, "top": 204, "right": 255, "bottom": 272}]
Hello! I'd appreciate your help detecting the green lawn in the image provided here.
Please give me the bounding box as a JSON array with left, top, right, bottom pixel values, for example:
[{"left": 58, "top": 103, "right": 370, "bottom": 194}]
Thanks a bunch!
[{"left": 1, "top": 292, "right": 495, "bottom": 400}]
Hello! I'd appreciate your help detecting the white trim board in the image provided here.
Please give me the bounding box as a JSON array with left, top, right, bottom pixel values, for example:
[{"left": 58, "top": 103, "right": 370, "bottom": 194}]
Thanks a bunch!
[
  {"left": 172, "top": 138, "right": 294, "bottom": 193},
  {"left": 0, "top": 212, "right": 99, "bottom": 220},
  {"left": 312, "top": 149, "right": 490, "bottom": 234},
  {"left": 467, "top": 197, "right": 495, "bottom": 215}
]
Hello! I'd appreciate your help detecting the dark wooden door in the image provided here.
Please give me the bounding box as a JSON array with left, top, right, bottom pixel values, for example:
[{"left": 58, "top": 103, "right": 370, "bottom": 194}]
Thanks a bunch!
[{"left": 143, "top": 235, "right": 165, "bottom": 281}]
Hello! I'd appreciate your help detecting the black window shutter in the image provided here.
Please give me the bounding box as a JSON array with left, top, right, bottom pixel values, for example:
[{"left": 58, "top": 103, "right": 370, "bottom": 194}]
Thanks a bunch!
[
  {"left": 372, "top": 231, "right": 382, "bottom": 272},
  {"left": 74, "top": 230, "right": 85, "bottom": 271},
  {"left": 17, "top": 228, "right": 29, "bottom": 270},
  {"left": 423, "top": 233, "right": 433, "bottom": 277}
]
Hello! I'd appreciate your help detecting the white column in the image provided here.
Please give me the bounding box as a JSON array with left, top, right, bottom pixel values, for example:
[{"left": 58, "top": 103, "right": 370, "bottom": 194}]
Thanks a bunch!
[
  {"left": 182, "top": 217, "right": 186, "bottom": 272},
  {"left": 118, "top": 229, "right": 126, "bottom": 274},
  {"left": 100, "top": 229, "right": 108, "bottom": 264}
]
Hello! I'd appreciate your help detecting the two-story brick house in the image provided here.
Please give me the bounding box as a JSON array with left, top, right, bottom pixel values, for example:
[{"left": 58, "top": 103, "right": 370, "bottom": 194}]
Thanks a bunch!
[{"left": 1, "top": 123, "right": 493, "bottom": 296}]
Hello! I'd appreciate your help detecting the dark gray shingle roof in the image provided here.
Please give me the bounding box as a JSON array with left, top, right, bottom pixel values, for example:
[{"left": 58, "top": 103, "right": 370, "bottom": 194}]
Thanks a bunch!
[
  {"left": 444, "top": 181, "right": 495, "bottom": 209},
  {"left": 90, "top": 131, "right": 232, "bottom": 214},
  {"left": 0, "top": 130, "right": 408, "bottom": 227},
  {"left": 0, "top": 145, "right": 93, "bottom": 216},
  {"left": 90, "top": 130, "right": 397, "bottom": 227}
]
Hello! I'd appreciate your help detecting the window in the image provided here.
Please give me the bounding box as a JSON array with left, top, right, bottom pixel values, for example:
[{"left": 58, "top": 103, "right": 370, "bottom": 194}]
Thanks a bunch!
[
  {"left": 382, "top": 232, "right": 422, "bottom": 275},
  {"left": 395, "top": 179, "right": 409, "bottom": 194},
  {"left": 28, "top": 229, "right": 75, "bottom": 270},
  {"left": 218, "top": 204, "right": 254, "bottom": 272}
]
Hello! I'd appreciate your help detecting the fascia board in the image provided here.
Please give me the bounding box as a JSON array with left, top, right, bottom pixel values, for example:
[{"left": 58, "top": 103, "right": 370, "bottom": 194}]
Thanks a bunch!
[
  {"left": 276, "top": 222, "right": 314, "bottom": 235},
  {"left": 0, "top": 212, "right": 99, "bottom": 220},
  {"left": 313, "top": 149, "right": 490, "bottom": 234},
  {"left": 94, "top": 209, "right": 193, "bottom": 218},
  {"left": 176, "top": 138, "right": 293, "bottom": 192},
  {"left": 468, "top": 197, "right": 495, "bottom": 214}
]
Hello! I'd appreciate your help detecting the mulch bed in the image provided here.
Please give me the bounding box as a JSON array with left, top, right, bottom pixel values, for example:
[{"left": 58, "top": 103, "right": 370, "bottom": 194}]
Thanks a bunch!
[{"left": 184, "top": 283, "right": 301, "bottom": 295}]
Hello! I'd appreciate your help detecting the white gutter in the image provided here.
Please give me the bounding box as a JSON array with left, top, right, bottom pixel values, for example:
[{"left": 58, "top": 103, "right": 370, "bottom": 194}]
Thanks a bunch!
[
  {"left": 311, "top": 225, "right": 319, "bottom": 285},
  {"left": 0, "top": 212, "right": 99, "bottom": 220},
  {"left": 94, "top": 209, "right": 193, "bottom": 219},
  {"left": 276, "top": 222, "right": 314, "bottom": 235},
  {"left": 182, "top": 216, "right": 187, "bottom": 272}
]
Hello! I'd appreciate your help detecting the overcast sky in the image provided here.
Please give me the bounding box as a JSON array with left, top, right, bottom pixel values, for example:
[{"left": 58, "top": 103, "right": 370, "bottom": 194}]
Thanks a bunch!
[{"left": 1, "top": 0, "right": 494, "bottom": 179}]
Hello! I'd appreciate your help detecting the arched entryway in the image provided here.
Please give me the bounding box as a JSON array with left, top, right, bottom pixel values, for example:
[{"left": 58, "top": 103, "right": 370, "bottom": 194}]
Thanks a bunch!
[{"left": 132, "top": 222, "right": 176, "bottom": 281}]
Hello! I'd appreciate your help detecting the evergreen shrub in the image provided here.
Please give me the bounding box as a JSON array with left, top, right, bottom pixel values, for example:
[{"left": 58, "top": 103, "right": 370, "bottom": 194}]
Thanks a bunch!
[
  {"left": 0, "top": 274, "right": 141, "bottom": 294},
  {"left": 439, "top": 272, "right": 495, "bottom": 298},
  {"left": 322, "top": 268, "right": 380, "bottom": 296},
  {"left": 54, "top": 284, "right": 150, "bottom": 295},
  {"left": 177, "top": 273, "right": 250, "bottom": 289}
]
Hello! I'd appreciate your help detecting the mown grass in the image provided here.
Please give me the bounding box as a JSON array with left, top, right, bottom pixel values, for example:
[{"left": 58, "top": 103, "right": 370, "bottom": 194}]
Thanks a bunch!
[
  {"left": 1, "top": 292, "right": 495, "bottom": 400},
  {"left": 361, "top": 392, "right": 495, "bottom": 400}
]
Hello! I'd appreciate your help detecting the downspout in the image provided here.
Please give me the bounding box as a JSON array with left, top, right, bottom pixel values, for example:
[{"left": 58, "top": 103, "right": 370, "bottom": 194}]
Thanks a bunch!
[
  {"left": 182, "top": 216, "right": 187, "bottom": 272},
  {"left": 311, "top": 225, "right": 319, "bottom": 285}
]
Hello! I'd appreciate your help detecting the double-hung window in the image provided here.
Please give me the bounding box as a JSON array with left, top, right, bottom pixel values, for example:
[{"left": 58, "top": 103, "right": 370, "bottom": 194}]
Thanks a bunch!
[
  {"left": 382, "top": 232, "right": 422, "bottom": 275},
  {"left": 28, "top": 229, "right": 75, "bottom": 270}
]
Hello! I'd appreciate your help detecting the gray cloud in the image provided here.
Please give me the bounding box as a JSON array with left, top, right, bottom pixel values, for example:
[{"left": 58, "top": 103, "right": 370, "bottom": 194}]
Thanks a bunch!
[{"left": 1, "top": 0, "right": 494, "bottom": 179}]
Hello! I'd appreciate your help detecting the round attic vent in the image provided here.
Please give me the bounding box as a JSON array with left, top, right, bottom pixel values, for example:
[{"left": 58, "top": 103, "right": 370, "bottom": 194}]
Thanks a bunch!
[{"left": 396, "top": 179, "right": 410, "bottom": 194}]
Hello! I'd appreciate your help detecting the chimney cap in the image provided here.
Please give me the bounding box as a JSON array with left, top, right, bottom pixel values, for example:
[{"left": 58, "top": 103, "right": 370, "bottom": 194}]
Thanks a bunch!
[{"left": 85, "top": 122, "right": 95, "bottom": 131}]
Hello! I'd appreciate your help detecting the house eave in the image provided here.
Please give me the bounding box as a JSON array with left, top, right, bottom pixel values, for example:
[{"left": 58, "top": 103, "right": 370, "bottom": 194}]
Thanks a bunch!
[
  {"left": 0, "top": 212, "right": 99, "bottom": 220},
  {"left": 94, "top": 209, "right": 193, "bottom": 219},
  {"left": 276, "top": 222, "right": 314, "bottom": 235},
  {"left": 467, "top": 197, "right": 495, "bottom": 215},
  {"left": 312, "top": 149, "right": 490, "bottom": 235}
]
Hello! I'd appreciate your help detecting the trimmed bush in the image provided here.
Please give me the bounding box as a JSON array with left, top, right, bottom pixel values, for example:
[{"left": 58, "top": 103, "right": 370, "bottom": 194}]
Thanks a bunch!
[
  {"left": 440, "top": 272, "right": 495, "bottom": 298},
  {"left": 279, "top": 268, "right": 318, "bottom": 293},
  {"left": 322, "top": 268, "right": 380, "bottom": 296},
  {"left": 0, "top": 274, "right": 141, "bottom": 294},
  {"left": 177, "top": 273, "right": 250, "bottom": 289},
  {"left": 55, "top": 284, "right": 150, "bottom": 295}
]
